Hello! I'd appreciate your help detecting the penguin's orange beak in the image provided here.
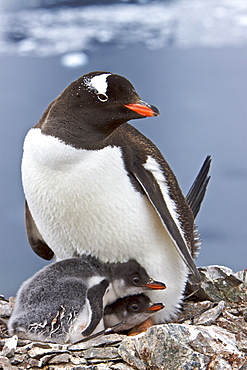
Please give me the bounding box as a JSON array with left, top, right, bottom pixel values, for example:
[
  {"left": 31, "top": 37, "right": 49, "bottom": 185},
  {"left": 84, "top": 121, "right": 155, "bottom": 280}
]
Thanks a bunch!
[
  {"left": 142, "top": 279, "right": 166, "bottom": 290},
  {"left": 143, "top": 302, "right": 165, "bottom": 313},
  {"left": 124, "top": 102, "right": 159, "bottom": 117}
]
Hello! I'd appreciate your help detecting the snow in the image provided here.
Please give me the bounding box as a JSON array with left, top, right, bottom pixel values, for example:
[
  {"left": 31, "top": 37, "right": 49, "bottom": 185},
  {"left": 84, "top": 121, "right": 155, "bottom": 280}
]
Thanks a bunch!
[{"left": 0, "top": 0, "right": 246, "bottom": 60}]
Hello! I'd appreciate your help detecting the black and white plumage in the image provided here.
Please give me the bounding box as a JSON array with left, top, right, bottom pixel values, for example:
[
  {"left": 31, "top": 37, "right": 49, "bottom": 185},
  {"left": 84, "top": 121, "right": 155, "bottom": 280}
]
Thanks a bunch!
[
  {"left": 8, "top": 256, "right": 165, "bottom": 343},
  {"left": 104, "top": 294, "right": 164, "bottom": 332},
  {"left": 186, "top": 156, "right": 211, "bottom": 220},
  {"left": 22, "top": 71, "right": 209, "bottom": 322}
]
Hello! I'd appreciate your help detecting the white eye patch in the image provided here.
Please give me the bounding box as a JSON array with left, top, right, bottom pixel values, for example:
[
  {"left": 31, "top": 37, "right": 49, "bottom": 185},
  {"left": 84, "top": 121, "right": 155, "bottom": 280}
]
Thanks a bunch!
[{"left": 84, "top": 73, "right": 111, "bottom": 101}]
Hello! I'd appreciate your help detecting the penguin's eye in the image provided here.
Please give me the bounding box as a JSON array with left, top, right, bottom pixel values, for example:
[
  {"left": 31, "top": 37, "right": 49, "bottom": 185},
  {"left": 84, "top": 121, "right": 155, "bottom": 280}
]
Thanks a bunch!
[
  {"left": 133, "top": 277, "right": 140, "bottom": 285},
  {"left": 97, "top": 93, "right": 108, "bottom": 102},
  {"left": 131, "top": 304, "right": 139, "bottom": 311}
]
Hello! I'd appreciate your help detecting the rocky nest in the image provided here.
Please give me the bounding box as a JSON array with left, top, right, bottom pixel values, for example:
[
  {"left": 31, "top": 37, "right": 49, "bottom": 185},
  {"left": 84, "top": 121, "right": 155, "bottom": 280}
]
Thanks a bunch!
[{"left": 1, "top": 265, "right": 247, "bottom": 370}]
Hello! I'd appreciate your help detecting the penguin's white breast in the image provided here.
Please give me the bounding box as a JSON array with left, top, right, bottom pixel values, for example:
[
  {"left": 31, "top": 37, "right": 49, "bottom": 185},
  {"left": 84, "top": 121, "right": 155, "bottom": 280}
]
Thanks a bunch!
[
  {"left": 22, "top": 128, "right": 163, "bottom": 260},
  {"left": 22, "top": 128, "right": 188, "bottom": 323}
]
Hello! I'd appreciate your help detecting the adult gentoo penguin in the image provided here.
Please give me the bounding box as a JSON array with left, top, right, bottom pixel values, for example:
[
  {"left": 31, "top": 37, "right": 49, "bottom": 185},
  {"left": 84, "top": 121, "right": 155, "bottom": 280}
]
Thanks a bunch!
[
  {"left": 9, "top": 256, "right": 165, "bottom": 343},
  {"left": 22, "top": 71, "right": 203, "bottom": 322}
]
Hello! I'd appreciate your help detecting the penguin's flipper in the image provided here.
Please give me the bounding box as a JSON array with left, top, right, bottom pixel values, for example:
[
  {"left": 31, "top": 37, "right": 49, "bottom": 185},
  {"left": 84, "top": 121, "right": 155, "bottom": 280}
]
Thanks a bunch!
[
  {"left": 132, "top": 166, "right": 201, "bottom": 281},
  {"left": 186, "top": 156, "right": 211, "bottom": 219},
  {"left": 81, "top": 279, "right": 109, "bottom": 337},
  {"left": 25, "top": 201, "right": 54, "bottom": 260},
  {"left": 70, "top": 321, "right": 126, "bottom": 345}
]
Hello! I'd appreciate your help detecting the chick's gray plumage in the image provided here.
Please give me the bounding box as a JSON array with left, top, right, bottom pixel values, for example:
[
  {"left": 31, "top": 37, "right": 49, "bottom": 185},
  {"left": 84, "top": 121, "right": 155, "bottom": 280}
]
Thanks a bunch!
[{"left": 8, "top": 256, "right": 165, "bottom": 343}]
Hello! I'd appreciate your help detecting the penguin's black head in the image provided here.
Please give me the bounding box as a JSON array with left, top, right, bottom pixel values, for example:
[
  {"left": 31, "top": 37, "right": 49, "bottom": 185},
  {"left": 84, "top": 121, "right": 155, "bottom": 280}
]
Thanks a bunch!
[
  {"left": 110, "top": 259, "right": 166, "bottom": 298},
  {"left": 75, "top": 71, "right": 159, "bottom": 123},
  {"left": 40, "top": 71, "right": 159, "bottom": 149}
]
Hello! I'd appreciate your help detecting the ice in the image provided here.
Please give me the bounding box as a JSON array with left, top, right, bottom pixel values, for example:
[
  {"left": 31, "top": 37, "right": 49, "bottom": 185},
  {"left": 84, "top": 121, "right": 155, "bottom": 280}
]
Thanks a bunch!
[
  {"left": 0, "top": 1, "right": 246, "bottom": 57},
  {"left": 60, "top": 52, "right": 89, "bottom": 68}
]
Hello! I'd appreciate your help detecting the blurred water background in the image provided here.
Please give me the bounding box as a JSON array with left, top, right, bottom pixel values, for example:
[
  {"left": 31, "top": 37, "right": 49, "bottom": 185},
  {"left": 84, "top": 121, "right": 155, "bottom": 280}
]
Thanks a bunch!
[{"left": 0, "top": 0, "right": 246, "bottom": 297}]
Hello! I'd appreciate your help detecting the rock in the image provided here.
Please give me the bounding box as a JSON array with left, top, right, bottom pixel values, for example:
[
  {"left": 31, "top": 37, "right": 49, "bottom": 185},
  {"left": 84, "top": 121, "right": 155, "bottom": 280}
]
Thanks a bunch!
[
  {"left": 195, "top": 265, "right": 246, "bottom": 303},
  {"left": 176, "top": 300, "right": 214, "bottom": 323},
  {"left": 0, "top": 302, "right": 12, "bottom": 318},
  {"left": 0, "top": 336, "right": 18, "bottom": 358},
  {"left": 236, "top": 332, "right": 247, "bottom": 352},
  {"left": 1, "top": 265, "right": 247, "bottom": 370},
  {"left": 70, "top": 355, "right": 88, "bottom": 365},
  {"left": 192, "top": 300, "right": 225, "bottom": 325},
  {"left": 207, "top": 354, "right": 233, "bottom": 370},
  {"left": 0, "top": 355, "right": 19, "bottom": 370},
  {"left": 83, "top": 347, "right": 121, "bottom": 362},
  {"left": 48, "top": 353, "right": 71, "bottom": 364},
  {"left": 110, "top": 364, "right": 134, "bottom": 370},
  {"left": 9, "top": 353, "right": 27, "bottom": 366},
  {"left": 27, "top": 342, "right": 68, "bottom": 358},
  {"left": 69, "top": 333, "right": 125, "bottom": 351},
  {"left": 119, "top": 323, "right": 246, "bottom": 370}
]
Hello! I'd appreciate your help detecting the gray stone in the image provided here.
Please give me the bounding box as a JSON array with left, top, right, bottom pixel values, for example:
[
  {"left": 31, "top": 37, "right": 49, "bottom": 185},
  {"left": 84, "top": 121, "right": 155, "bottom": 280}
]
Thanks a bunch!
[
  {"left": 207, "top": 354, "right": 232, "bottom": 370},
  {"left": 236, "top": 332, "right": 247, "bottom": 352},
  {"left": 234, "top": 270, "right": 247, "bottom": 288},
  {"left": 198, "top": 266, "right": 246, "bottom": 303},
  {"left": 119, "top": 325, "right": 207, "bottom": 370},
  {"left": 70, "top": 354, "right": 88, "bottom": 365},
  {"left": 217, "top": 310, "right": 247, "bottom": 335},
  {"left": 0, "top": 302, "right": 12, "bottom": 318},
  {"left": 118, "top": 339, "right": 146, "bottom": 370},
  {"left": 118, "top": 323, "right": 247, "bottom": 370},
  {"left": 27, "top": 341, "right": 68, "bottom": 358},
  {"left": 48, "top": 353, "right": 71, "bottom": 364},
  {"left": 71, "top": 365, "right": 113, "bottom": 370},
  {"left": 69, "top": 334, "right": 124, "bottom": 351},
  {"left": 25, "top": 357, "right": 43, "bottom": 368},
  {"left": 176, "top": 300, "right": 214, "bottom": 323},
  {"left": 110, "top": 363, "right": 134, "bottom": 370},
  {"left": 239, "top": 362, "right": 247, "bottom": 370},
  {"left": 0, "top": 356, "right": 19, "bottom": 370},
  {"left": 193, "top": 300, "right": 225, "bottom": 325},
  {"left": 83, "top": 347, "right": 120, "bottom": 362},
  {"left": 39, "top": 353, "right": 58, "bottom": 365},
  {"left": 9, "top": 353, "right": 27, "bottom": 365}
]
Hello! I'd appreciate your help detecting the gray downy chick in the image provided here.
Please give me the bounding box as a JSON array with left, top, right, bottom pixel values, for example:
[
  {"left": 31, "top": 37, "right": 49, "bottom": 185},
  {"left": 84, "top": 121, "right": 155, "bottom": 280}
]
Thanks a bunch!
[{"left": 8, "top": 256, "right": 165, "bottom": 343}]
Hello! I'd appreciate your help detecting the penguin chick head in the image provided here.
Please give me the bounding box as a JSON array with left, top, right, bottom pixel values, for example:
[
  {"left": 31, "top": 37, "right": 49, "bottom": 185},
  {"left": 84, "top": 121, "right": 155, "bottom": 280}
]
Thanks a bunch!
[
  {"left": 108, "top": 259, "right": 166, "bottom": 301},
  {"left": 104, "top": 294, "right": 165, "bottom": 331}
]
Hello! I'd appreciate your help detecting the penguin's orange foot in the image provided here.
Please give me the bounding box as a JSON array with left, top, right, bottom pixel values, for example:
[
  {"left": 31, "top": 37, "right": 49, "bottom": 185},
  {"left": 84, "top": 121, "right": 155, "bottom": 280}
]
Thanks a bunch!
[{"left": 128, "top": 317, "right": 154, "bottom": 336}]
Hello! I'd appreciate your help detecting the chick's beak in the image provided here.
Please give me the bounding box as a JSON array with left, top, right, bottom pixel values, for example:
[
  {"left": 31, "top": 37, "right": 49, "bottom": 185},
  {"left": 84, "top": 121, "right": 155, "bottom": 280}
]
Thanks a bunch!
[
  {"left": 124, "top": 101, "right": 159, "bottom": 117},
  {"left": 144, "top": 302, "right": 165, "bottom": 313},
  {"left": 142, "top": 279, "right": 166, "bottom": 290}
]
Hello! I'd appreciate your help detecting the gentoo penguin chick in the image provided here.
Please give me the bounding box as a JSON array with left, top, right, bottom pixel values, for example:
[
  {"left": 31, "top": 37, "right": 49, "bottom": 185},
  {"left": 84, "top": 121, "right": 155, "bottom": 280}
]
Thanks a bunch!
[
  {"left": 22, "top": 71, "right": 207, "bottom": 322},
  {"left": 104, "top": 294, "right": 165, "bottom": 332},
  {"left": 8, "top": 256, "right": 165, "bottom": 343}
]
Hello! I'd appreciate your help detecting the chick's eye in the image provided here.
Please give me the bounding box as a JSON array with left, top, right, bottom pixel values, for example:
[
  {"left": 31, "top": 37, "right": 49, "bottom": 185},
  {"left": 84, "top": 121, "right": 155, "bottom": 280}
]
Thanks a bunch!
[
  {"left": 131, "top": 304, "right": 139, "bottom": 311},
  {"left": 133, "top": 277, "right": 140, "bottom": 285},
  {"left": 97, "top": 93, "right": 108, "bottom": 102}
]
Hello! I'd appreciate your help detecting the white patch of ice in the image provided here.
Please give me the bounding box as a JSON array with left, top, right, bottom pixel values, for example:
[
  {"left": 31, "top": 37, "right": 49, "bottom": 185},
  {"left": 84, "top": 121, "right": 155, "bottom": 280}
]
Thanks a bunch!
[
  {"left": 60, "top": 52, "right": 88, "bottom": 68},
  {"left": 1, "top": 0, "right": 247, "bottom": 57},
  {"left": 4, "top": 335, "right": 18, "bottom": 351}
]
